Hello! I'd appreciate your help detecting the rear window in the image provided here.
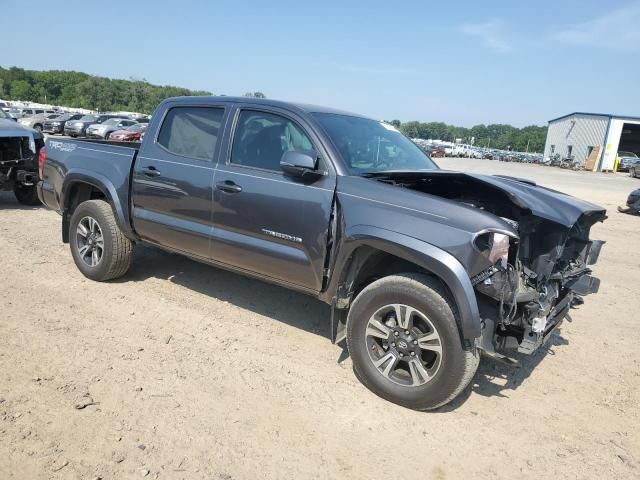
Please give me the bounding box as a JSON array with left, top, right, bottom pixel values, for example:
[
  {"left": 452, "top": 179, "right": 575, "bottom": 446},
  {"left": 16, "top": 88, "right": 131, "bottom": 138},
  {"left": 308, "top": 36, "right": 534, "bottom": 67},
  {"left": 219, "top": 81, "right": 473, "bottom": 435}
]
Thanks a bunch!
[{"left": 157, "top": 107, "right": 224, "bottom": 161}]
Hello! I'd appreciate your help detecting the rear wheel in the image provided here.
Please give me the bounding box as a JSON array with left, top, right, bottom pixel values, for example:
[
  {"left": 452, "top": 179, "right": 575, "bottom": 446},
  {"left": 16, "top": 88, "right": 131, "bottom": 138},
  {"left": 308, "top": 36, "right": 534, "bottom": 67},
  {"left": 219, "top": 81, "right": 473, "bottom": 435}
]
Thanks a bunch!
[
  {"left": 13, "top": 184, "right": 41, "bottom": 206},
  {"left": 346, "top": 273, "right": 479, "bottom": 410},
  {"left": 69, "top": 200, "right": 134, "bottom": 281}
]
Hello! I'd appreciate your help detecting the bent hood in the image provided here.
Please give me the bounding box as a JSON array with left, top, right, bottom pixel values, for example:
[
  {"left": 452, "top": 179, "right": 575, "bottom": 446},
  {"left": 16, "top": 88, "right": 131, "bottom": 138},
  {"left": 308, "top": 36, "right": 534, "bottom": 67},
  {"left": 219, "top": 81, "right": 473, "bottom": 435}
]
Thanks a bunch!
[
  {"left": 364, "top": 170, "right": 606, "bottom": 229},
  {"left": 0, "top": 118, "right": 37, "bottom": 137},
  {"left": 468, "top": 173, "right": 606, "bottom": 227}
]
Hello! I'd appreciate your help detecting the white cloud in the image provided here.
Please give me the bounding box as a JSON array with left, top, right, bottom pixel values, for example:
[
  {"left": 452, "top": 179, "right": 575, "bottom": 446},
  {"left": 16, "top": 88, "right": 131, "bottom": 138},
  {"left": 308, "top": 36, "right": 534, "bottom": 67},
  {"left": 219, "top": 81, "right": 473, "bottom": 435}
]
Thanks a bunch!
[
  {"left": 553, "top": 3, "right": 640, "bottom": 51},
  {"left": 458, "top": 20, "right": 513, "bottom": 54}
]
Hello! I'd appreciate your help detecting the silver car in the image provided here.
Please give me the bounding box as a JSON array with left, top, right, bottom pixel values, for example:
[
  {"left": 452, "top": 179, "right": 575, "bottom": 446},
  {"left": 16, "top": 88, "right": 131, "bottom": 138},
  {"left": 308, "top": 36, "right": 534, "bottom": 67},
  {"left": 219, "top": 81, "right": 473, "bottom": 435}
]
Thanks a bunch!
[
  {"left": 86, "top": 118, "right": 137, "bottom": 139},
  {"left": 17, "top": 113, "right": 62, "bottom": 132}
]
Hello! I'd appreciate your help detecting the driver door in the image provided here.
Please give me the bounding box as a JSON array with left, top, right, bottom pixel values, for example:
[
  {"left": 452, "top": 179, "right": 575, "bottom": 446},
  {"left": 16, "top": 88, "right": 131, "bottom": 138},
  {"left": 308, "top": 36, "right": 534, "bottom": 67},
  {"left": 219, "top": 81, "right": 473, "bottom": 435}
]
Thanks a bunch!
[{"left": 211, "top": 107, "right": 336, "bottom": 292}]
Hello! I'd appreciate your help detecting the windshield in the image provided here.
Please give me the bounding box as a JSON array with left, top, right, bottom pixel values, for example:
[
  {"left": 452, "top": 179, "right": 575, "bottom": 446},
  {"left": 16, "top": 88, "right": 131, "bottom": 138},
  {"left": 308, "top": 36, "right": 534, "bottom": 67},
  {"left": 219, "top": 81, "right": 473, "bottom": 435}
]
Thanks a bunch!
[
  {"left": 79, "top": 115, "right": 97, "bottom": 122},
  {"left": 0, "top": 109, "right": 9, "bottom": 119},
  {"left": 126, "top": 124, "right": 143, "bottom": 132},
  {"left": 103, "top": 118, "right": 120, "bottom": 126},
  {"left": 312, "top": 113, "right": 438, "bottom": 175}
]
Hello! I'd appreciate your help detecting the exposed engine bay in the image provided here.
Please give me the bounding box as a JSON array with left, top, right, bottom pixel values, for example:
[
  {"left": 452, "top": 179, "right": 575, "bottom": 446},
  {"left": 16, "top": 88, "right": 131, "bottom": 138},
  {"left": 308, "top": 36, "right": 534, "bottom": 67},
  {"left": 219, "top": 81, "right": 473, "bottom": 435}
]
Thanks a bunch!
[
  {"left": 368, "top": 171, "right": 607, "bottom": 362},
  {"left": 0, "top": 130, "right": 42, "bottom": 192}
]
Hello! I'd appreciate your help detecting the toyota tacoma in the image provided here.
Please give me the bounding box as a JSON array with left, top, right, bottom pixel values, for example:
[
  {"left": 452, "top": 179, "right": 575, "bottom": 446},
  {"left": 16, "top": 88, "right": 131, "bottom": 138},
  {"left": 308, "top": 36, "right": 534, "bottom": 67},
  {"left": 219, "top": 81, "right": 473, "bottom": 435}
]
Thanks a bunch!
[{"left": 37, "top": 96, "right": 606, "bottom": 410}]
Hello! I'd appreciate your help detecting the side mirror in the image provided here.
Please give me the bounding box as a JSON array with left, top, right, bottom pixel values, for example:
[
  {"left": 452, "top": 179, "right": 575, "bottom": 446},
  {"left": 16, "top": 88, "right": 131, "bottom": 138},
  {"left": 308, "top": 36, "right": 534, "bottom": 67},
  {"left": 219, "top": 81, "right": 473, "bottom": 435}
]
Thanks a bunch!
[{"left": 280, "top": 150, "right": 321, "bottom": 178}]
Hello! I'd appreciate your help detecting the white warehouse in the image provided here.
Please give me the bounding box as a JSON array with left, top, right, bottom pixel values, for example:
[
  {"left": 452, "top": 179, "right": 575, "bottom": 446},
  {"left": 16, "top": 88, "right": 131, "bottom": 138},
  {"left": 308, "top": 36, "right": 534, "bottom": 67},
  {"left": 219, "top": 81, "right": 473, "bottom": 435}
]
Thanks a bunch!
[{"left": 543, "top": 112, "right": 640, "bottom": 171}]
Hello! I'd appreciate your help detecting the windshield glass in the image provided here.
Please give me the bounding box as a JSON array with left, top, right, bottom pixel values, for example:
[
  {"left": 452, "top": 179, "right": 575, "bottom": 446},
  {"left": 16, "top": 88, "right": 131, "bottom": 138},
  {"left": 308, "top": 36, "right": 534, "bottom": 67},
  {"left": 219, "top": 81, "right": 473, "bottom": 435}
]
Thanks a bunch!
[
  {"left": 126, "top": 124, "right": 143, "bottom": 132},
  {"left": 619, "top": 151, "right": 638, "bottom": 158},
  {"left": 312, "top": 113, "right": 438, "bottom": 174},
  {"left": 103, "top": 118, "right": 120, "bottom": 126},
  {"left": 0, "top": 109, "right": 9, "bottom": 119},
  {"left": 79, "top": 115, "right": 97, "bottom": 122}
]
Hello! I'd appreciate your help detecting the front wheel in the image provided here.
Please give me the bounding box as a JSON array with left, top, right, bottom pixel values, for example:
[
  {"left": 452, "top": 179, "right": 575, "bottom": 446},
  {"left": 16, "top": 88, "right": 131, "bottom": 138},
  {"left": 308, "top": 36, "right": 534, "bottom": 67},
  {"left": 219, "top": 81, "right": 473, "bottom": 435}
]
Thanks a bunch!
[
  {"left": 346, "top": 273, "right": 479, "bottom": 410},
  {"left": 14, "top": 184, "right": 41, "bottom": 205},
  {"left": 69, "top": 200, "right": 134, "bottom": 281}
]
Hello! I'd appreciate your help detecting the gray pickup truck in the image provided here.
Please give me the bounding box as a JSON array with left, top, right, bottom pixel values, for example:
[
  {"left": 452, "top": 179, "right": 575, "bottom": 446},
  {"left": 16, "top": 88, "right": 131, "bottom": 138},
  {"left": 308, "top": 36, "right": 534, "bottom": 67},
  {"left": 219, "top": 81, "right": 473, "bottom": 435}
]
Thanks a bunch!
[{"left": 38, "top": 96, "right": 606, "bottom": 410}]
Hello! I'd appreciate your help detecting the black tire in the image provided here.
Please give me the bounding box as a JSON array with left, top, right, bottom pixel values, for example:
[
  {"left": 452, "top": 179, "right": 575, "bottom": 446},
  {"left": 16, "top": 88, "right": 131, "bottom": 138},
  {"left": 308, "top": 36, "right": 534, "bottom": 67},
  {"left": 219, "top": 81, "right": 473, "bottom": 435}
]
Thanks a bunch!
[
  {"left": 346, "top": 273, "right": 480, "bottom": 411},
  {"left": 13, "top": 185, "right": 41, "bottom": 206},
  {"left": 69, "top": 199, "right": 134, "bottom": 281}
]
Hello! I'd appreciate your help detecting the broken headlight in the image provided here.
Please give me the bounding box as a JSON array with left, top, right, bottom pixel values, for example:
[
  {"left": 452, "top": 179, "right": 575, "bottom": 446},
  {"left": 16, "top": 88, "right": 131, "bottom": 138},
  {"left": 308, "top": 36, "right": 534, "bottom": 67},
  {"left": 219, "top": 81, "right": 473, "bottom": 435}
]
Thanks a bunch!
[{"left": 474, "top": 231, "right": 511, "bottom": 269}]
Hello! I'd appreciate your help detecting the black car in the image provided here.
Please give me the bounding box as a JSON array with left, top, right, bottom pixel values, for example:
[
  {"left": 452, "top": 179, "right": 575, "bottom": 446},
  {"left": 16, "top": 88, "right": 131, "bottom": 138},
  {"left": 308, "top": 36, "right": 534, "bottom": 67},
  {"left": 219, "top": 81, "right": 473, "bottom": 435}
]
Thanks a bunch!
[
  {"left": 0, "top": 108, "right": 44, "bottom": 204},
  {"left": 63, "top": 114, "right": 122, "bottom": 137},
  {"left": 38, "top": 96, "right": 606, "bottom": 411},
  {"left": 618, "top": 188, "right": 640, "bottom": 214},
  {"left": 43, "top": 113, "right": 84, "bottom": 135}
]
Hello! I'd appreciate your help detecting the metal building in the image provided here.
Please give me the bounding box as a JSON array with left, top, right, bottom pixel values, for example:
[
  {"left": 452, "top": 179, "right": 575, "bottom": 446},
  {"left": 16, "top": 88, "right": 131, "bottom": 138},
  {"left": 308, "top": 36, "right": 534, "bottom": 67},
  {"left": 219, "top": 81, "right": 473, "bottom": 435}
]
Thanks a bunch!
[{"left": 543, "top": 112, "right": 640, "bottom": 171}]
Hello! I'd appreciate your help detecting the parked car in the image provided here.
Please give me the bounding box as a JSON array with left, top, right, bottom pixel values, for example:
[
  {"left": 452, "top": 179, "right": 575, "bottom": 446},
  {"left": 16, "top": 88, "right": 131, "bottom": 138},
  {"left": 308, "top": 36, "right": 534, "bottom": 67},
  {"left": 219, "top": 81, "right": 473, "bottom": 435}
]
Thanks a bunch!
[
  {"left": 617, "top": 151, "right": 639, "bottom": 172},
  {"left": 130, "top": 116, "right": 150, "bottom": 124},
  {"left": 18, "top": 113, "right": 62, "bottom": 132},
  {"left": 0, "top": 107, "right": 44, "bottom": 204},
  {"left": 38, "top": 96, "right": 606, "bottom": 411},
  {"left": 43, "top": 113, "right": 84, "bottom": 135},
  {"left": 109, "top": 123, "right": 147, "bottom": 142},
  {"left": 8, "top": 107, "right": 49, "bottom": 119},
  {"left": 629, "top": 159, "right": 640, "bottom": 178},
  {"left": 618, "top": 188, "right": 640, "bottom": 214},
  {"left": 86, "top": 118, "right": 137, "bottom": 139},
  {"left": 64, "top": 114, "right": 118, "bottom": 137}
]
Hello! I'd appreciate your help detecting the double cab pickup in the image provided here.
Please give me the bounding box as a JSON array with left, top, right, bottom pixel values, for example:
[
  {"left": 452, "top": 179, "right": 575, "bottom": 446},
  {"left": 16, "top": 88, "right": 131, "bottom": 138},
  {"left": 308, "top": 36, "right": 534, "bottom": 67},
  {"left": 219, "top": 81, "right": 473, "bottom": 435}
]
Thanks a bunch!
[{"left": 38, "top": 96, "right": 606, "bottom": 410}]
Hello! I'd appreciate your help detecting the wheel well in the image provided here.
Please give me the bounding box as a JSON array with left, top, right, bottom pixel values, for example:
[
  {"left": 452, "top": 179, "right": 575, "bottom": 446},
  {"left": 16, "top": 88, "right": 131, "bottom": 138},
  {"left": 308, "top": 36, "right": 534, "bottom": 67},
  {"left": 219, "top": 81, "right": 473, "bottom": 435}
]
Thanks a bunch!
[
  {"left": 331, "top": 246, "right": 461, "bottom": 344},
  {"left": 62, "top": 182, "right": 107, "bottom": 243},
  {"left": 341, "top": 247, "right": 452, "bottom": 306}
]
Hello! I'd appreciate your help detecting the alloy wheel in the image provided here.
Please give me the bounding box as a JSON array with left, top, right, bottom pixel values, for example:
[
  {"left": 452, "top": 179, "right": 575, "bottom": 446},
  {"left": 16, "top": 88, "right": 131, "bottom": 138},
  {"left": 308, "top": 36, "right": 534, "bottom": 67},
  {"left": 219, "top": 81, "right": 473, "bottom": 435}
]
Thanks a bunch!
[
  {"left": 365, "top": 304, "right": 443, "bottom": 387},
  {"left": 76, "top": 216, "right": 104, "bottom": 267}
]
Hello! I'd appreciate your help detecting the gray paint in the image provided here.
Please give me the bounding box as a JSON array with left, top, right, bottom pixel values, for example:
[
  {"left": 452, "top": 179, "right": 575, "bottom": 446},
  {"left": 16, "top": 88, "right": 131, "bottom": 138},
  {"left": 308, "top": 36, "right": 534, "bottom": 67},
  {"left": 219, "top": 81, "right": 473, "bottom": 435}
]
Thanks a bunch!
[{"left": 39, "top": 96, "right": 606, "bottom": 344}]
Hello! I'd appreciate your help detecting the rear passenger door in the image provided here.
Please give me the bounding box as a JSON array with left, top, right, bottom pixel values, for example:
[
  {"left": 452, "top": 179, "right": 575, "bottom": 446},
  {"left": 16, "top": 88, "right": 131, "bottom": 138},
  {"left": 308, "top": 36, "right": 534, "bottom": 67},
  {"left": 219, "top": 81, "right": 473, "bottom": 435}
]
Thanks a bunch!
[
  {"left": 131, "top": 104, "right": 227, "bottom": 259},
  {"left": 211, "top": 106, "right": 336, "bottom": 292}
]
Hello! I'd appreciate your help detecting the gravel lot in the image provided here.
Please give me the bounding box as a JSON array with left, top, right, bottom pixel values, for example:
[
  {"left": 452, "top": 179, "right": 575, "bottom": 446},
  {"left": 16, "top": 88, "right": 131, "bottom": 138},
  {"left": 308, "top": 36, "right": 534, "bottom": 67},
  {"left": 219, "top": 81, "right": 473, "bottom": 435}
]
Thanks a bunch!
[{"left": 1, "top": 158, "right": 639, "bottom": 479}]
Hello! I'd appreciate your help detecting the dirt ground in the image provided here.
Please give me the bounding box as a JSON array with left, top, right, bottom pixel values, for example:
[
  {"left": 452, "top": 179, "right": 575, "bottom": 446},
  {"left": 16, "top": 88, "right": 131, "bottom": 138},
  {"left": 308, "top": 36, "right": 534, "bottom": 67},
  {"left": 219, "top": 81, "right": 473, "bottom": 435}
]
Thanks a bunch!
[{"left": 1, "top": 158, "right": 639, "bottom": 480}]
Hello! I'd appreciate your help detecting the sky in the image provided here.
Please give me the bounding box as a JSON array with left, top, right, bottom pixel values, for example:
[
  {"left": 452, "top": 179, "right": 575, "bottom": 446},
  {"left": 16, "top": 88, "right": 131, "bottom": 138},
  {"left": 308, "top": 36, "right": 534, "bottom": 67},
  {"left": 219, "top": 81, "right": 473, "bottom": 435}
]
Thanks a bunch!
[{"left": 2, "top": 0, "right": 640, "bottom": 127}]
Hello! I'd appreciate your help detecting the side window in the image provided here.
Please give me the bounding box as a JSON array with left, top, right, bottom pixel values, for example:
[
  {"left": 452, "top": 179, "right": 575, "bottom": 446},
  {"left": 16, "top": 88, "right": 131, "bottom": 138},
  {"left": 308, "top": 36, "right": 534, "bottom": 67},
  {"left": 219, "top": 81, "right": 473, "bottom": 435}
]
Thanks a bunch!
[
  {"left": 157, "top": 107, "right": 224, "bottom": 161},
  {"left": 230, "top": 110, "right": 313, "bottom": 171}
]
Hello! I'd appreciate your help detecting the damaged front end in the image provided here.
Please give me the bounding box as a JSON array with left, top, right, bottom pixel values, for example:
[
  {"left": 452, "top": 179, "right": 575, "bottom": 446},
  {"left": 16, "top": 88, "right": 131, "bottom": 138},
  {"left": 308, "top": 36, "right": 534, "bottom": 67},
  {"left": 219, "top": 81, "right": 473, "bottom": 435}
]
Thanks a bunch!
[
  {"left": 0, "top": 123, "right": 41, "bottom": 191},
  {"left": 366, "top": 171, "right": 607, "bottom": 364},
  {"left": 473, "top": 211, "right": 605, "bottom": 363}
]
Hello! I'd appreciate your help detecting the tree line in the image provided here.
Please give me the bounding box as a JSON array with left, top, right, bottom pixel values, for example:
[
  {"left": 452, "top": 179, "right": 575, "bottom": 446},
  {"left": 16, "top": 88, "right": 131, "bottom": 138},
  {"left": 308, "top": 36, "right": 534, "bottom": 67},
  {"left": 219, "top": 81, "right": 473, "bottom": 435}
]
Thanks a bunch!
[
  {"left": 388, "top": 119, "right": 547, "bottom": 153},
  {"left": 0, "top": 66, "right": 213, "bottom": 114},
  {"left": 1, "top": 66, "right": 545, "bottom": 151}
]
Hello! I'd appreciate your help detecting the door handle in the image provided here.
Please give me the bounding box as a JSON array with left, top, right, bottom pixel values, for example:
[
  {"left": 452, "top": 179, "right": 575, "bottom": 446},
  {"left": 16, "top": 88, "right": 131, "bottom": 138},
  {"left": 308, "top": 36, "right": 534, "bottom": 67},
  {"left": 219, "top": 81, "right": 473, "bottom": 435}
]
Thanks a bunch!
[
  {"left": 216, "top": 180, "right": 242, "bottom": 193},
  {"left": 141, "top": 166, "right": 161, "bottom": 177}
]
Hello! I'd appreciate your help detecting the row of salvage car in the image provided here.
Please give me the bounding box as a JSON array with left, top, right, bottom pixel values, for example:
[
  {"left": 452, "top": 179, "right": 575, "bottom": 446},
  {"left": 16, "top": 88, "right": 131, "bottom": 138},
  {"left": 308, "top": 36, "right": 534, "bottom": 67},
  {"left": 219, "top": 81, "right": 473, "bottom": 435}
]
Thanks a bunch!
[{"left": 17, "top": 111, "right": 148, "bottom": 141}]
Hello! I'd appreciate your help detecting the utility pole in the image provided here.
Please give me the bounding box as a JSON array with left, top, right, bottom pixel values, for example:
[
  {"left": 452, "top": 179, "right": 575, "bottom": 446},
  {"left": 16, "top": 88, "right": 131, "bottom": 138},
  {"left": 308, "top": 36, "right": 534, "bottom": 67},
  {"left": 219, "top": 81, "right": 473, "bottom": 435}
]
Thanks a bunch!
[
  {"left": 487, "top": 138, "right": 491, "bottom": 148},
  {"left": 526, "top": 139, "right": 530, "bottom": 153}
]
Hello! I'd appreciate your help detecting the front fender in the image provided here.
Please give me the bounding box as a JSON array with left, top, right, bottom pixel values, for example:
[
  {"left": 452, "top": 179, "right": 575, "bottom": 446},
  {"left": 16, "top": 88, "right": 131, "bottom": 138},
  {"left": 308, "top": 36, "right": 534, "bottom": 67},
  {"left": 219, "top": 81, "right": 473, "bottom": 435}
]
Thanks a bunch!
[
  {"left": 326, "top": 225, "right": 481, "bottom": 343},
  {"left": 61, "top": 169, "right": 135, "bottom": 240}
]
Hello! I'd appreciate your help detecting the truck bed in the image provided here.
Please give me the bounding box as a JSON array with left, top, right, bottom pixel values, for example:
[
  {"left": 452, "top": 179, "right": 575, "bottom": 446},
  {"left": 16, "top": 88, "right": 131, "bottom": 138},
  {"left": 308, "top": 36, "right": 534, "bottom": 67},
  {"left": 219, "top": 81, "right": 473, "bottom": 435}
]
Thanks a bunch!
[{"left": 40, "top": 138, "right": 139, "bottom": 236}]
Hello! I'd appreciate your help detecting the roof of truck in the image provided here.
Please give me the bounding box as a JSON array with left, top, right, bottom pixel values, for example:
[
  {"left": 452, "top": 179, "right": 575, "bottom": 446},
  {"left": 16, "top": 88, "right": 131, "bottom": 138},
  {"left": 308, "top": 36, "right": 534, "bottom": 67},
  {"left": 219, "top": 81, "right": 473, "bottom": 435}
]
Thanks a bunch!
[{"left": 167, "top": 95, "right": 368, "bottom": 118}]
